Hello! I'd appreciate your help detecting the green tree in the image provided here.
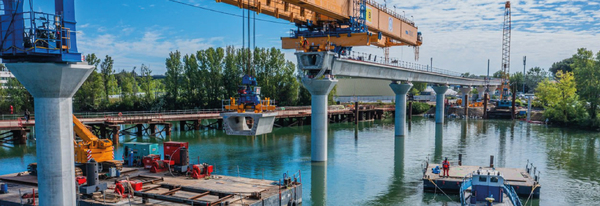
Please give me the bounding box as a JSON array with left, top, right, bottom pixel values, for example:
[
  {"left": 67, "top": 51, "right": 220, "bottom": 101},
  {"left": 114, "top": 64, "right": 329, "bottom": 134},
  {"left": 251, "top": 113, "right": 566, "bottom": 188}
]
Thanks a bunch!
[
  {"left": 509, "top": 72, "right": 524, "bottom": 93},
  {"left": 493, "top": 70, "right": 505, "bottom": 78},
  {"left": 571, "top": 48, "right": 600, "bottom": 122},
  {"left": 118, "top": 70, "right": 137, "bottom": 110},
  {"left": 549, "top": 57, "right": 574, "bottom": 77},
  {"left": 222, "top": 46, "right": 243, "bottom": 101},
  {"left": 139, "top": 64, "right": 155, "bottom": 104},
  {"left": 74, "top": 53, "right": 105, "bottom": 111},
  {"left": 4, "top": 77, "right": 33, "bottom": 113},
  {"left": 197, "top": 47, "right": 225, "bottom": 108},
  {"left": 165, "top": 51, "right": 183, "bottom": 108},
  {"left": 535, "top": 71, "right": 587, "bottom": 124},
  {"left": 524, "top": 67, "right": 548, "bottom": 93},
  {"left": 182, "top": 54, "right": 201, "bottom": 108},
  {"left": 100, "top": 55, "right": 115, "bottom": 102}
]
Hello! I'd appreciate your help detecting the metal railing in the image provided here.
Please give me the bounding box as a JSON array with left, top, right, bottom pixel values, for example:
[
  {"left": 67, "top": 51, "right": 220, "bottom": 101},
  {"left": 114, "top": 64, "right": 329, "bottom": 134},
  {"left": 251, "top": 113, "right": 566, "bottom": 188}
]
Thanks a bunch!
[
  {"left": 365, "top": 0, "right": 414, "bottom": 25},
  {"left": 344, "top": 51, "right": 464, "bottom": 77}
]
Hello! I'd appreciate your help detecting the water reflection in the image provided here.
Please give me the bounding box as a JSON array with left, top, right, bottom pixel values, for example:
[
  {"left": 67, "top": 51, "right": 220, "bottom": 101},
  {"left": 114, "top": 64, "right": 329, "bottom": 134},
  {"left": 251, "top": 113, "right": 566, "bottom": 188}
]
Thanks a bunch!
[
  {"left": 434, "top": 124, "right": 443, "bottom": 163},
  {"left": 311, "top": 162, "right": 327, "bottom": 206}
]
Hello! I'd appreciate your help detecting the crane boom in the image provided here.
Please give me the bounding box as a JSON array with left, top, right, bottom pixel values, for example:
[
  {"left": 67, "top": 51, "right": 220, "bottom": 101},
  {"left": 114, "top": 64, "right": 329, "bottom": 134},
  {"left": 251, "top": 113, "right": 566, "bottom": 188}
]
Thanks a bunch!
[
  {"left": 500, "top": 1, "right": 511, "bottom": 101},
  {"left": 215, "top": 0, "right": 422, "bottom": 52}
]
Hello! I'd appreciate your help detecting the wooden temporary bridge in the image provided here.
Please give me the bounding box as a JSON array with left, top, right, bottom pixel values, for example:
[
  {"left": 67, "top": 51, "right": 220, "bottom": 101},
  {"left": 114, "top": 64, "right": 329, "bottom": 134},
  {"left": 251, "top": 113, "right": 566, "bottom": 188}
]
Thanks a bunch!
[{"left": 0, "top": 105, "right": 394, "bottom": 145}]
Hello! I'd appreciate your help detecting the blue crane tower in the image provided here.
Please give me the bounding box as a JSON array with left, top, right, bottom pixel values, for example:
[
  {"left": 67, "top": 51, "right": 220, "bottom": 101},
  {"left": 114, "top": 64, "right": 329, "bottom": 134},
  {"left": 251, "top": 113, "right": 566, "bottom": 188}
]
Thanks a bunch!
[
  {"left": 0, "top": 0, "right": 82, "bottom": 63},
  {"left": 1, "top": 1, "right": 92, "bottom": 205}
]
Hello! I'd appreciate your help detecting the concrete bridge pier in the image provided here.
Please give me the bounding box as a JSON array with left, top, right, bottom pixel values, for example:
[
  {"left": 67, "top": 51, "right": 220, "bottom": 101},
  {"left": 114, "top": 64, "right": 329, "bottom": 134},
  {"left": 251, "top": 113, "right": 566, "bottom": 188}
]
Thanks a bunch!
[
  {"left": 302, "top": 77, "right": 337, "bottom": 162},
  {"left": 477, "top": 86, "right": 486, "bottom": 99},
  {"left": 488, "top": 85, "right": 498, "bottom": 96},
  {"left": 389, "top": 82, "right": 412, "bottom": 136},
  {"left": 8, "top": 62, "right": 93, "bottom": 206},
  {"left": 433, "top": 85, "right": 449, "bottom": 124},
  {"left": 460, "top": 86, "right": 472, "bottom": 107}
]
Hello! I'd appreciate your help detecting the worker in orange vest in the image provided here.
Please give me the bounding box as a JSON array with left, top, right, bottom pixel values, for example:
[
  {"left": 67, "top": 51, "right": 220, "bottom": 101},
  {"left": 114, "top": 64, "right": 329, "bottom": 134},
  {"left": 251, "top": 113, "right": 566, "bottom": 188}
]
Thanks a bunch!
[{"left": 442, "top": 157, "right": 450, "bottom": 177}]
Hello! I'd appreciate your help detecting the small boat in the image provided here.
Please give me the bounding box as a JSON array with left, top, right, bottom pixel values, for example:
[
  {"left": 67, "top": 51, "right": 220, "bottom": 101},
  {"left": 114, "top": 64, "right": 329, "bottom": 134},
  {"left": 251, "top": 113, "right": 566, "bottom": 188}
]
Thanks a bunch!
[{"left": 460, "top": 168, "right": 522, "bottom": 206}]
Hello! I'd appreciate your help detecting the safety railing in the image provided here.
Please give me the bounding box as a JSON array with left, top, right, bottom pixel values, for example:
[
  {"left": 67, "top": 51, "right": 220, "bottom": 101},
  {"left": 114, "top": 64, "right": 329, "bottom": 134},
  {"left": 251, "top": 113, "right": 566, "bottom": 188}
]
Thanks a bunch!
[{"left": 0, "top": 11, "right": 66, "bottom": 54}]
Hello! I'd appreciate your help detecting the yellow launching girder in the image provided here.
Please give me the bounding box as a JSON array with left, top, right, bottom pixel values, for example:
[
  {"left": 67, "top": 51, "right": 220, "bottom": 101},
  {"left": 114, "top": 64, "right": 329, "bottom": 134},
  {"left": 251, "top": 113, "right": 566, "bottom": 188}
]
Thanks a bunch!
[{"left": 215, "top": 0, "right": 421, "bottom": 48}]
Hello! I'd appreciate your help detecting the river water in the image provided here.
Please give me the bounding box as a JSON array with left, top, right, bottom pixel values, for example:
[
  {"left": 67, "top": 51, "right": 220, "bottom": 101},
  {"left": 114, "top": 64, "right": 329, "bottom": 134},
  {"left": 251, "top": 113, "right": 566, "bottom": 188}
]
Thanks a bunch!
[{"left": 1, "top": 117, "right": 599, "bottom": 206}]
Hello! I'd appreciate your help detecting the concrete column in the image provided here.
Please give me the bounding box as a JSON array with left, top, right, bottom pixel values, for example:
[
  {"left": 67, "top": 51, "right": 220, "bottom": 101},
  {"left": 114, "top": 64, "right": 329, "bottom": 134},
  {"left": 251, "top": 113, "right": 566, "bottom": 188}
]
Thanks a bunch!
[
  {"left": 389, "top": 82, "right": 412, "bottom": 136},
  {"left": 459, "top": 86, "right": 472, "bottom": 107},
  {"left": 488, "top": 86, "right": 498, "bottom": 96},
  {"left": 302, "top": 77, "right": 337, "bottom": 162},
  {"left": 8, "top": 62, "right": 93, "bottom": 206},
  {"left": 477, "top": 86, "right": 486, "bottom": 99},
  {"left": 527, "top": 95, "right": 532, "bottom": 122},
  {"left": 432, "top": 85, "right": 449, "bottom": 124}
]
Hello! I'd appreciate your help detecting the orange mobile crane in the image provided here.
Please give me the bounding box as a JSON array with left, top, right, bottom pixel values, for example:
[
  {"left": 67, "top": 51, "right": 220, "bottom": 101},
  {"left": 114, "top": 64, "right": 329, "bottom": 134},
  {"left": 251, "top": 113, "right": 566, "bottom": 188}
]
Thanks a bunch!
[{"left": 215, "top": 0, "right": 422, "bottom": 56}]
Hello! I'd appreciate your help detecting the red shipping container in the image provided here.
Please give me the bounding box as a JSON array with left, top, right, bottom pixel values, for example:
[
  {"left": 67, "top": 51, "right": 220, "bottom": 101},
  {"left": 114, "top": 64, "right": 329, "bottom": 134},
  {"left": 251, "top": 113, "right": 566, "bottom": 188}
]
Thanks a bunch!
[
  {"left": 163, "top": 142, "right": 188, "bottom": 165},
  {"left": 143, "top": 154, "right": 161, "bottom": 169}
]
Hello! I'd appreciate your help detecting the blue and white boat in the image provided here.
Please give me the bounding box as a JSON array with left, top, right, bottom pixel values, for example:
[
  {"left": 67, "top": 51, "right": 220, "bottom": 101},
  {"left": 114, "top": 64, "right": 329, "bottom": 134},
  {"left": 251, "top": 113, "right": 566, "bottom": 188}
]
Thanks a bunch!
[{"left": 460, "top": 168, "right": 522, "bottom": 206}]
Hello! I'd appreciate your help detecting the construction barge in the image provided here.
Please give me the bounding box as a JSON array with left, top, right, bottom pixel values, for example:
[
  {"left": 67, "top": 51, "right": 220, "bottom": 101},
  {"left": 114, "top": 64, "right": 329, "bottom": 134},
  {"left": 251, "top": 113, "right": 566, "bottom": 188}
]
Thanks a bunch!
[
  {"left": 422, "top": 157, "right": 541, "bottom": 198},
  {"left": 0, "top": 141, "right": 301, "bottom": 205},
  {"left": 0, "top": 167, "right": 302, "bottom": 206}
]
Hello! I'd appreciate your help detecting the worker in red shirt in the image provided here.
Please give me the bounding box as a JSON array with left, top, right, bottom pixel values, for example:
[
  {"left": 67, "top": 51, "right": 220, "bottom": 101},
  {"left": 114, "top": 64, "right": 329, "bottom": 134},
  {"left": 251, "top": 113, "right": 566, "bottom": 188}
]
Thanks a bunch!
[{"left": 442, "top": 157, "right": 450, "bottom": 177}]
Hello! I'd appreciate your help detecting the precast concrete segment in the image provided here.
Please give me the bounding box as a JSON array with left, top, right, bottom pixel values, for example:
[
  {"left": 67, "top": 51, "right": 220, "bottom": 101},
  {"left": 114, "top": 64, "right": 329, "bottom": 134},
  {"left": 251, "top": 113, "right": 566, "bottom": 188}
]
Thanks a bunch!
[
  {"left": 432, "top": 86, "right": 449, "bottom": 124},
  {"left": 7, "top": 62, "right": 93, "bottom": 206},
  {"left": 220, "top": 112, "right": 277, "bottom": 136},
  {"left": 459, "top": 87, "right": 472, "bottom": 107},
  {"left": 302, "top": 77, "right": 337, "bottom": 162},
  {"left": 389, "top": 83, "right": 412, "bottom": 136}
]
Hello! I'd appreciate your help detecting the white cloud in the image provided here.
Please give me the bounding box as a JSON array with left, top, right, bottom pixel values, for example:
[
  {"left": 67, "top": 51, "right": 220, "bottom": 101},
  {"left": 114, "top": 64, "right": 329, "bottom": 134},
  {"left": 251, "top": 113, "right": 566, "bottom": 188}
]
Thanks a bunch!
[
  {"left": 357, "top": 0, "right": 600, "bottom": 75},
  {"left": 78, "top": 27, "right": 221, "bottom": 73}
]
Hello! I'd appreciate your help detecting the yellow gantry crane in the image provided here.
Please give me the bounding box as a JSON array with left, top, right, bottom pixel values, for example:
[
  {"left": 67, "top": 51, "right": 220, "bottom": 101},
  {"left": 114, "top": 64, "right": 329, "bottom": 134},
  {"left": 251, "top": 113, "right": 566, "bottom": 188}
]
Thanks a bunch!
[{"left": 216, "top": 0, "right": 422, "bottom": 55}]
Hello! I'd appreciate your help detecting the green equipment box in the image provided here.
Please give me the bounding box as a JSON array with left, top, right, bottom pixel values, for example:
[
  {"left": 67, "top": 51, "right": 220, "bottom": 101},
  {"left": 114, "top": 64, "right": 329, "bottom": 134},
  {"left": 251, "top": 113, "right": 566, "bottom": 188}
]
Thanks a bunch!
[{"left": 123, "top": 142, "right": 160, "bottom": 164}]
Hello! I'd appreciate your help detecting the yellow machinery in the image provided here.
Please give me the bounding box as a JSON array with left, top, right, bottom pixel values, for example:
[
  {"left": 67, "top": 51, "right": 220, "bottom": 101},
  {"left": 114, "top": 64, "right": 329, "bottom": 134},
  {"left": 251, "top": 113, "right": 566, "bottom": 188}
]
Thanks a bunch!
[
  {"left": 225, "top": 97, "right": 276, "bottom": 113},
  {"left": 73, "top": 115, "right": 122, "bottom": 170},
  {"left": 215, "top": 0, "right": 422, "bottom": 56}
]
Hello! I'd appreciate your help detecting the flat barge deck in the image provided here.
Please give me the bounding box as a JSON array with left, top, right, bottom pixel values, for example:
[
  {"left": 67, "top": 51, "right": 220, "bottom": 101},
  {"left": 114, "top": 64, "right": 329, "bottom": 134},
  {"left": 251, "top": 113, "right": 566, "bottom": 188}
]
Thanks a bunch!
[
  {"left": 423, "top": 164, "right": 540, "bottom": 198},
  {"left": 0, "top": 167, "right": 302, "bottom": 205}
]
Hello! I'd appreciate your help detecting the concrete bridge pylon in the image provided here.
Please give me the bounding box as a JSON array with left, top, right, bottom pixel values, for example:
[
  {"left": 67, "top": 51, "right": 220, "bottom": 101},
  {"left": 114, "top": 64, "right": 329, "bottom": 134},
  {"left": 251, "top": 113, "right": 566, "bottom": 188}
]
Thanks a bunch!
[
  {"left": 8, "top": 62, "right": 93, "bottom": 205},
  {"left": 433, "top": 85, "right": 449, "bottom": 124},
  {"left": 301, "top": 77, "right": 337, "bottom": 162},
  {"left": 389, "top": 82, "right": 412, "bottom": 137}
]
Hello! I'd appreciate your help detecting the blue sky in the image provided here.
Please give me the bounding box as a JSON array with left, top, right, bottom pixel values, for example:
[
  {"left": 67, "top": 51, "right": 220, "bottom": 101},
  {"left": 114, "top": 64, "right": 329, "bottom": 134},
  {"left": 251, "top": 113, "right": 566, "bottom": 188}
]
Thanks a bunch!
[{"left": 33, "top": 0, "right": 600, "bottom": 75}]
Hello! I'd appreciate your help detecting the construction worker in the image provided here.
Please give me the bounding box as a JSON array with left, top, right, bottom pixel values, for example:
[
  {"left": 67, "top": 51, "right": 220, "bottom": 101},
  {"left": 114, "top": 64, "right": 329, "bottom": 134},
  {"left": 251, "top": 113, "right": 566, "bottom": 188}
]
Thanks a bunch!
[
  {"left": 24, "top": 109, "right": 30, "bottom": 123},
  {"left": 442, "top": 157, "right": 450, "bottom": 177}
]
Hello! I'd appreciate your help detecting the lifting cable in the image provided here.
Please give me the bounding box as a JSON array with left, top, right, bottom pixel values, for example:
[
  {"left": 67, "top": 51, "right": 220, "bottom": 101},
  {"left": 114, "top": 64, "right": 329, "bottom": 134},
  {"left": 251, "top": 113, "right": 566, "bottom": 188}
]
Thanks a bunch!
[
  {"left": 426, "top": 177, "right": 456, "bottom": 203},
  {"left": 167, "top": 0, "right": 289, "bottom": 25}
]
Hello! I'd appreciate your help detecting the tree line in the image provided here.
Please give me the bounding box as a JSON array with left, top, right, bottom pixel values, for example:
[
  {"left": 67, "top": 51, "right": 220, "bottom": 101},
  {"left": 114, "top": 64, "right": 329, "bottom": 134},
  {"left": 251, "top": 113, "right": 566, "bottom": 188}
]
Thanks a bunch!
[
  {"left": 535, "top": 48, "right": 600, "bottom": 128},
  {"left": 0, "top": 46, "right": 320, "bottom": 114},
  {"left": 162, "top": 46, "right": 315, "bottom": 110}
]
